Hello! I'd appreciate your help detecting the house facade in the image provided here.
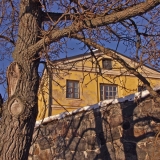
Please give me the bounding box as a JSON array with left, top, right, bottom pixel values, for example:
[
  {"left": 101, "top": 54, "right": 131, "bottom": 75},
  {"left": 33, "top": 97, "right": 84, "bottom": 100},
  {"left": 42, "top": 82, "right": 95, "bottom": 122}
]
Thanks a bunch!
[{"left": 37, "top": 49, "right": 160, "bottom": 119}]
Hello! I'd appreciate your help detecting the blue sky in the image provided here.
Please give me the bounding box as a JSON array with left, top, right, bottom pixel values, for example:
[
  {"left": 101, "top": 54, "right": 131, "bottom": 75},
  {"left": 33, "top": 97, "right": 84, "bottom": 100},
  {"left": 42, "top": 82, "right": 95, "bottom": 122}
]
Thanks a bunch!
[
  {"left": 0, "top": 37, "right": 127, "bottom": 99},
  {"left": 0, "top": 0, "right": 140, "bottom": 98}
]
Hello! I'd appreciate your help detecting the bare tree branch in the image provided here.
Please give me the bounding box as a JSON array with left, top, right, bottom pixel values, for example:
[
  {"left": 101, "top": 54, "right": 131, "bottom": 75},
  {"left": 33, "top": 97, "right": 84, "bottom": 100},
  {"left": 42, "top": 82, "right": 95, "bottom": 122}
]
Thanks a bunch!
[
  {"left": 0, "top": 35, "right": 15, "bottom": 45},
  {"left": 42, "top": 11, "right": 92, "bottom": 22},
  {"left": 26, "top": 0, "right": 160, "bottom": 56},
  {"left": 71, "top": 33, "right": 160, "bottom": 100}
]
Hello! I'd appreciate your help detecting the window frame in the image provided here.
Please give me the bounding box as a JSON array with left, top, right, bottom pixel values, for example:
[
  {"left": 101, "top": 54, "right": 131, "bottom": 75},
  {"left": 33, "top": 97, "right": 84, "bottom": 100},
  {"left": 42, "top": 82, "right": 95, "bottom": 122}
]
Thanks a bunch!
[
  {"left": 66, "top": 80, "right": 80, "bottom": 99},
  {"left": 102, "top": 58, "right": 112, "bottom": 70},
  {"left": 100, "top": 84, "right": 118, "bottom": 100}
]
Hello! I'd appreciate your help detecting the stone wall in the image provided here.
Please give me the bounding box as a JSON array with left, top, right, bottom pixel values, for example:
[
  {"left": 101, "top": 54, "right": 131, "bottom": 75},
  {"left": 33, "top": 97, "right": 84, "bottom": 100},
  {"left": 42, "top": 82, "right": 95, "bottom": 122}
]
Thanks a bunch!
[{"left": 29, "top": 96, "right": 160, "bottom": 160}]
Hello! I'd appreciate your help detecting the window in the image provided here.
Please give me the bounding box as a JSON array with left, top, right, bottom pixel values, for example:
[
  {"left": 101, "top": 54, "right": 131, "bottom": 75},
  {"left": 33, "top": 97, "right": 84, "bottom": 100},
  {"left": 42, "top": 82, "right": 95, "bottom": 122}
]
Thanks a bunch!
[
  {"left": 138, "top": 86, "right": 146, "bottom": 92},
  {"left": 102, "top": 59, "right": 112, "bottom": 70},
  {"left": 100, "top": 84, "right": 117, "bottom": 100},
  {"left": 66, "top": 80, "right": 79, "bottom": 98}
]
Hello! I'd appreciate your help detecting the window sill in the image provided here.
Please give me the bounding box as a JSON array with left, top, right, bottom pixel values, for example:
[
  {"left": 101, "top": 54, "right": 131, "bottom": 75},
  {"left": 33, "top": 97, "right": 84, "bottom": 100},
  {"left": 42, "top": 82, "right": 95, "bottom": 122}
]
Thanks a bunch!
[{"left": 66, "top": 98, "right": 82, "bottom": 100}]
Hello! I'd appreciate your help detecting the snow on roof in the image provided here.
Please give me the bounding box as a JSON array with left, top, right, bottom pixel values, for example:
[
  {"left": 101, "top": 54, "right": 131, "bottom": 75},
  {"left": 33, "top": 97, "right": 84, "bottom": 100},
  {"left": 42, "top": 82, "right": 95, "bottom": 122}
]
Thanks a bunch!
[{"left": 35, "top": 86, "right": 160, "bottom": 128}]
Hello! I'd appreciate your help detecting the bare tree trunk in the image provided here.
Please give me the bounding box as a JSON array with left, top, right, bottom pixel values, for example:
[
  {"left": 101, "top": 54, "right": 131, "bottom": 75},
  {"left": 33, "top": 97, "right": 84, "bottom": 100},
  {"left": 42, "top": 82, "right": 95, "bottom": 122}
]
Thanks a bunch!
[{"left": 0, "top": 0, "right": 42, "bottom": 159}]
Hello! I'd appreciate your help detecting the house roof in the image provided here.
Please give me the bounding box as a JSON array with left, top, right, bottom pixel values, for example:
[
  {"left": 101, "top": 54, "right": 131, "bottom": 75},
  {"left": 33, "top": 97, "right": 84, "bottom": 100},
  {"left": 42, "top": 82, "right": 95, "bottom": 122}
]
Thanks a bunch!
[{"left": 50, "top": 48, "right": 160, "bottom": 74}]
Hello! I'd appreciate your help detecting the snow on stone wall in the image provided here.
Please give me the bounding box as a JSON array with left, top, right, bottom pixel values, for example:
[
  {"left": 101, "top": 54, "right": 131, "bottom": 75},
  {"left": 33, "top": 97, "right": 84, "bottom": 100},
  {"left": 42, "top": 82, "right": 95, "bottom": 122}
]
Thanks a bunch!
[
  {"left": 29, "top": 91, "right": 160, "bottom": 160},
  {"left": 36, "top": 88, "right": 160, "bottom": 127}
]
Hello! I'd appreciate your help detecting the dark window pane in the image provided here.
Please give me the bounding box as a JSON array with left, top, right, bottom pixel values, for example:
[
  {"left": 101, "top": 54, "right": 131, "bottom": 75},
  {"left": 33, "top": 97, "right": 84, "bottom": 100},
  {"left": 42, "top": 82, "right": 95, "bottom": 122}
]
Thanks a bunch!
[
  {"left": 74, "top": 82, "right": 78, "bottom": 88},
  {"left": 68, "top": 93, "right": 72, "bottom": 98},
  {"left": 74, "top": 88, "right": 78, "bottom": 93},
  {"left": 69, "top": 88, "right": 73, "bottom": 92},
  {"left": 66, "top": 80, "right": 79, "bottom": 98},
  {"left": 68, "top": 82, "right": 72, "bottom": 87},
  {"left": 100, "top": 84, "right": 117, "bottom": 100},
  {"left": 74, "top": 93, "right": 79, "bottom": 98},
  {"left": 106, "top": 86, "right": 109, "bottom": 91},
  {"left": 102, "top": 59, "right": 112, "bottom": 70}
]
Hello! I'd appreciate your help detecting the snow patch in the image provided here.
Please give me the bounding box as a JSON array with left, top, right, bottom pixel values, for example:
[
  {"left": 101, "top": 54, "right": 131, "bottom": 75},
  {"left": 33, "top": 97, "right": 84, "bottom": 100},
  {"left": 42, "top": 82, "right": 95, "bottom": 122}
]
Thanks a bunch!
[{"left": 92, "top": 49, "right": 99, "bottom": 52}]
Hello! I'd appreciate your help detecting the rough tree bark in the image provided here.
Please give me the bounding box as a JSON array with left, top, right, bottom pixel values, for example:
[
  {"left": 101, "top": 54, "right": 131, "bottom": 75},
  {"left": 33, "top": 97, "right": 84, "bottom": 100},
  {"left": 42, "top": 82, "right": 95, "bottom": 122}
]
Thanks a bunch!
[{"left": 0, "top": 0, "right": 42, "bottom": 159}]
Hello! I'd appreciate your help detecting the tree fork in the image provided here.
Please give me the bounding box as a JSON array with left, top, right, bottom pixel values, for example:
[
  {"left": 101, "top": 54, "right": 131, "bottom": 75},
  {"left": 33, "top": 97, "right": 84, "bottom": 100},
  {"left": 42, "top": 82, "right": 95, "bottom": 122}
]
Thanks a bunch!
[{"left": 0, "top": 0, "right": 42, "bottom": 159}]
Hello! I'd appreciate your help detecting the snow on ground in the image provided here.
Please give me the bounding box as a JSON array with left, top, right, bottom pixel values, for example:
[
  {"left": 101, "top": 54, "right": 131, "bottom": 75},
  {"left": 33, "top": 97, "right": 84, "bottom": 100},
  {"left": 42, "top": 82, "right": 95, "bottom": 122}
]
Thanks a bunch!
[{"left": 35, "top": 86, "right": 160, "bottom": 127}]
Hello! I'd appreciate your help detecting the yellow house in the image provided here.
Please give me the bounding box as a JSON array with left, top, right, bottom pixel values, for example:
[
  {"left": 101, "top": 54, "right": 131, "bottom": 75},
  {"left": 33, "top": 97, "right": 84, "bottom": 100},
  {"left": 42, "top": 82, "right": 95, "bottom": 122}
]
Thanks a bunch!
[{"left": 38, "top": 49, "right": 160, "bottom": 119}]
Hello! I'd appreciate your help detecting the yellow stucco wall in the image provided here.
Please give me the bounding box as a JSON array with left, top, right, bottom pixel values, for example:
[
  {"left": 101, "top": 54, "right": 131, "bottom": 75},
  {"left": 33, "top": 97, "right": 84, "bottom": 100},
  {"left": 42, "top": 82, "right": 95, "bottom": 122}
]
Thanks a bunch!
[{"left": 37, "top": 54, "right": 160, "bottom": 120}]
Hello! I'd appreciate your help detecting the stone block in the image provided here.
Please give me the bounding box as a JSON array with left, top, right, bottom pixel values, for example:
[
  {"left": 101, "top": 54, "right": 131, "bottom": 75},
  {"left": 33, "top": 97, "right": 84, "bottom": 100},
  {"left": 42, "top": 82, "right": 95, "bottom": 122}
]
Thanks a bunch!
[
  {"left": 38, "top": 149, "right": 53, "bottom": 160},
  {"left": 140, "top": 100, "right": 152, "bottom": 114},
  {"left": 105, "top": 128, "right": 121, "bottom": 142},
  {"left": 71, "top": 119, "right": 81, "bottom": 129},
  {"left": 146, "top": 139, "right": 160, "bottom": 159},
  {"left": 73, "top": 151, "right": 86, "bottom": 160},
  {"left": 69, "top": 137, "right": 87, "bottom": 151},
  {"left": 63, "top": 150, "right": 73, "bottom": 159},
  {"left": 151, "top": 110, "right": 160, "bottom": 119},
  {"left": 113, "top": 139, "right": 125, "bottom": 160},
  {"left": 33, "top": 145, "right": 40, "bottom": 155},
  {"left": 52, "top": 136, "right": 65, "bottom": 152},
  {"left": 109, "top": 115, "right": 123, "bottom": 128},
  {"left": 78, "top": 122, "right": 88, "bottom": 135},
  {"left": 83, "top": 129, "right": 96, "bottom": 137},
  {"left": 37, "top": 137, "right": 51, "bottom": 150},
  {"left": 85, "top": 135, "right": 98, "bottom": 150},
  {"left": 87, "top": 151, "right": 99, "bottom": 159},
  {"left": 136, "top": 145, "right": 147, "bottom": 160},
  {"left": 88, "top": 112, "right": 95, "bottom": 119},
  {"left": 32, "top": 155, "right": 39, "bottom": 160}
]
